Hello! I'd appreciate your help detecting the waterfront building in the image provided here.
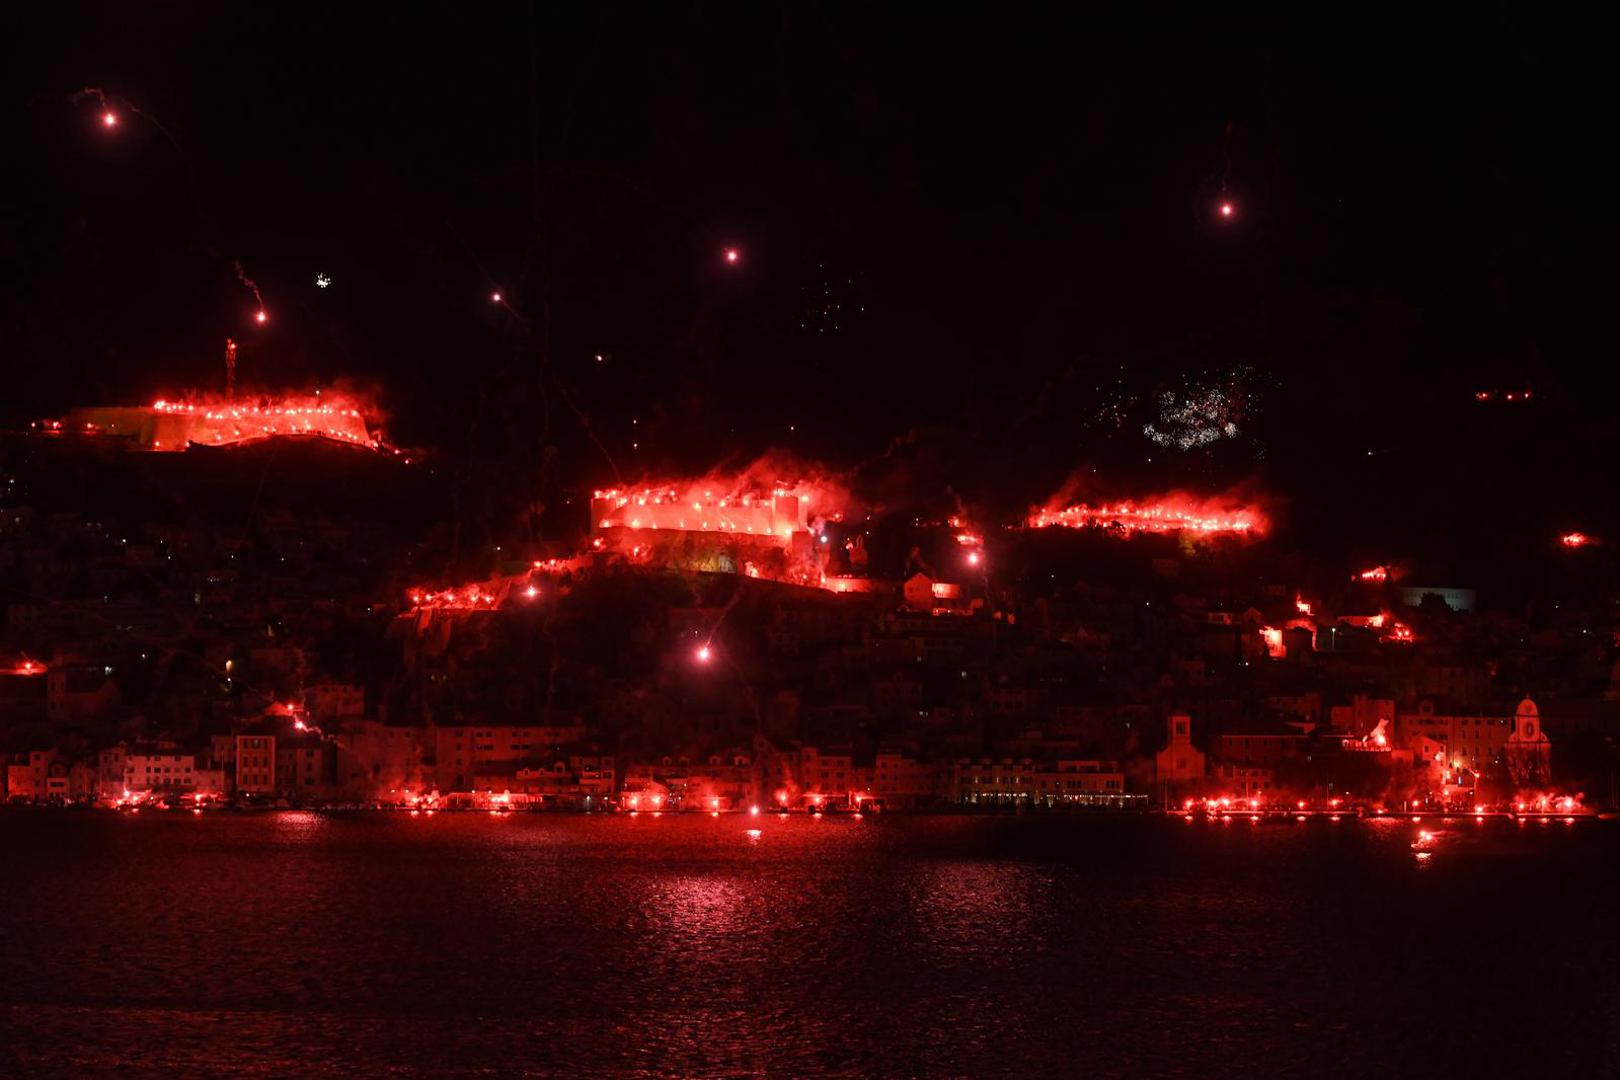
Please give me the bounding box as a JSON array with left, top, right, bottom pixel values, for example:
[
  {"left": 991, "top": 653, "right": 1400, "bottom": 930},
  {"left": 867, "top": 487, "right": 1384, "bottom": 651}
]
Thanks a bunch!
[
  {"left": 1155, "top": 714, "right": 1206, "bottom": 791},
  {"left": 235, "top": 734, "right": 277, "bottom": 796},
  {"left": 1505, "top": 697, "right": 1552, "bottom": 786}
]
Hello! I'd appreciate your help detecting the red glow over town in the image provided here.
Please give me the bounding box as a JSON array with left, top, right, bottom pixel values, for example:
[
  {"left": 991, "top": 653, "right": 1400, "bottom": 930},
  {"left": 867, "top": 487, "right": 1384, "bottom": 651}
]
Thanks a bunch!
[{"left": 1027, "top": 495, "right": 1268, "bottom": 537}]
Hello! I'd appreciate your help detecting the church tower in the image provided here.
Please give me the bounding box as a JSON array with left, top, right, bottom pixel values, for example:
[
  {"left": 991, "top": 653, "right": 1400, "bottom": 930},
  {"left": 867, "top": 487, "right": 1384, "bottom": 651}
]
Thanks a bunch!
[{"left": 1505, "top": 697, "right": 1551, "bottom": 787}]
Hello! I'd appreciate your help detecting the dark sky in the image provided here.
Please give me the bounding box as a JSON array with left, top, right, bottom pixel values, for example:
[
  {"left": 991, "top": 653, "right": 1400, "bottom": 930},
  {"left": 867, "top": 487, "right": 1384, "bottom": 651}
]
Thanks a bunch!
[{"left": 3, "top": 4, "right": 1613, "bottom": 536}]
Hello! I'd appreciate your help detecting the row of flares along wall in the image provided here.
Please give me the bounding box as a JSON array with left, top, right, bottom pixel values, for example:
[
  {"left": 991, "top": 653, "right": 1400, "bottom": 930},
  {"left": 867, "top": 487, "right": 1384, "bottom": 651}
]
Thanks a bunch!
[{"left": 49, "top": 394, "right": 392, "bottom": 455}]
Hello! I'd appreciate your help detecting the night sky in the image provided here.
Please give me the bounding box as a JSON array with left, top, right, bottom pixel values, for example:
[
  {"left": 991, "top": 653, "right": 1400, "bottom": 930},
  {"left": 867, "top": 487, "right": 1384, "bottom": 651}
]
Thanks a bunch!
[{"left": 3, "top": 4, "right": 1612, "bottom": 538}]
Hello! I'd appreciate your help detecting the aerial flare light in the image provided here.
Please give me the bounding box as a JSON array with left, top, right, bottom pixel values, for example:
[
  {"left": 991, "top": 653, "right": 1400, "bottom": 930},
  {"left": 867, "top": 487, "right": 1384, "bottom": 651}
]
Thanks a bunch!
[
  {"left": 254, "top": 309, "right": 268, "bottom": 324},
  {"left": 695, "top": 643, "right": 712, "bottom": 663},
  {"left": 1562, "top": 532, "right": 1590, "bottom": 548},
  {"left": 1219, "top": 201, "right": 1234, "bottom": 217},
  {"left": 723, "top": 247, "right": 740, "bottom": 264},
  {"left": 102, "top": 111, "right": 118, "bottom": 128}
]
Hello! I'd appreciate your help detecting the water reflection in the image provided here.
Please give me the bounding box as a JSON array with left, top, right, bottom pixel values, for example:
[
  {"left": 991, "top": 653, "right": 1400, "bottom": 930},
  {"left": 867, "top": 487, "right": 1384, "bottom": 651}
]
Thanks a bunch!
[
  {"left": 644, "top": 875, "right": 748, "bottom": 938},
  {"left": 2, "top": 813, "right": 1615, "bottom": 1077},
  {"left": 910, "top": 862, "right": 1044, "bottom": 959}
]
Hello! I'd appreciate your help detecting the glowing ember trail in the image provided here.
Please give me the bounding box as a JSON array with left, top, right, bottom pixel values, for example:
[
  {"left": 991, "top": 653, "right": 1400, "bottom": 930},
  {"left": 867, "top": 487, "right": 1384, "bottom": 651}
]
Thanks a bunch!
[
  {"left": 60, "top": 393, "right": 381, "bottom": 452},
  {"left": 406, "top": 560, "right": 583, "bottom": 613},
  {"left": 1027, "top": 495, "right": 1267, "bottom": 537}
]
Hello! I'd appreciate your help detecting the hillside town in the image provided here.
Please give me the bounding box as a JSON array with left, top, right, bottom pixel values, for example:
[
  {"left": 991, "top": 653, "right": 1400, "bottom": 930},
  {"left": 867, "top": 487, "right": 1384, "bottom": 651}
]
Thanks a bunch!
[{"left": 3, "top": 437, "right": 1616, "bottom": 816}]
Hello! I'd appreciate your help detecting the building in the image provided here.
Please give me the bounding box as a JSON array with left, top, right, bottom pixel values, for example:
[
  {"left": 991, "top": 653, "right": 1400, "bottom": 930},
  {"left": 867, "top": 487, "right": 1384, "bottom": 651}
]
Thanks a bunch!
[
  {"left": 1328, "top": 696, "right": 1394, "bottom": 737},
  {"left": 123, "top": 750, "right": 200, "bottom": 795},
  {"left": 334, "top": 721, "right": 430, "bottom": 800},
  {"left": 951, "top": 758, "right": 1135, "bottom": 807},
  {"left": 657, "top": 753, "right": 752, "bottom": 810},
  {"left": 796, "top": 745, "right": 854, "bottom": 804},
  {"left": 869, "top": 750, "right": 946, "bottom": 809},
  {"left": 1504, "top": 697, "right": 1551, "bottom": 786},
  {"left": 1395, "top": 701, "right": 1511, "bottom": 770},
  {"left": 1210, "top": 762, "right": 1274, "bottom": 790},
  {"left": 1211, "top": 732, "right": 1306, "bottom": 769},
  {"left": 1155, "top": 714, "right": 1206, "bottom": 790},
  {"left": 305, "top": 681, "right": 365, "bottom": 722},
  {"left": 235, "top": 734, "right": 277, "bottom": 796},
  {"left": 276, "top": 739, "right": 335, "bottom": 799},
  {"left": 46, "top": 665, "right": 120, "bottom": 722},
  {"left": 97, "top": 746, "right": 129, "bottom": 801},
  {"left": 431, "top": 724, "right": 588, "bottom": 793},
  {"left": 5, "top": 753, "right": 48, "bottom": 802}
]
